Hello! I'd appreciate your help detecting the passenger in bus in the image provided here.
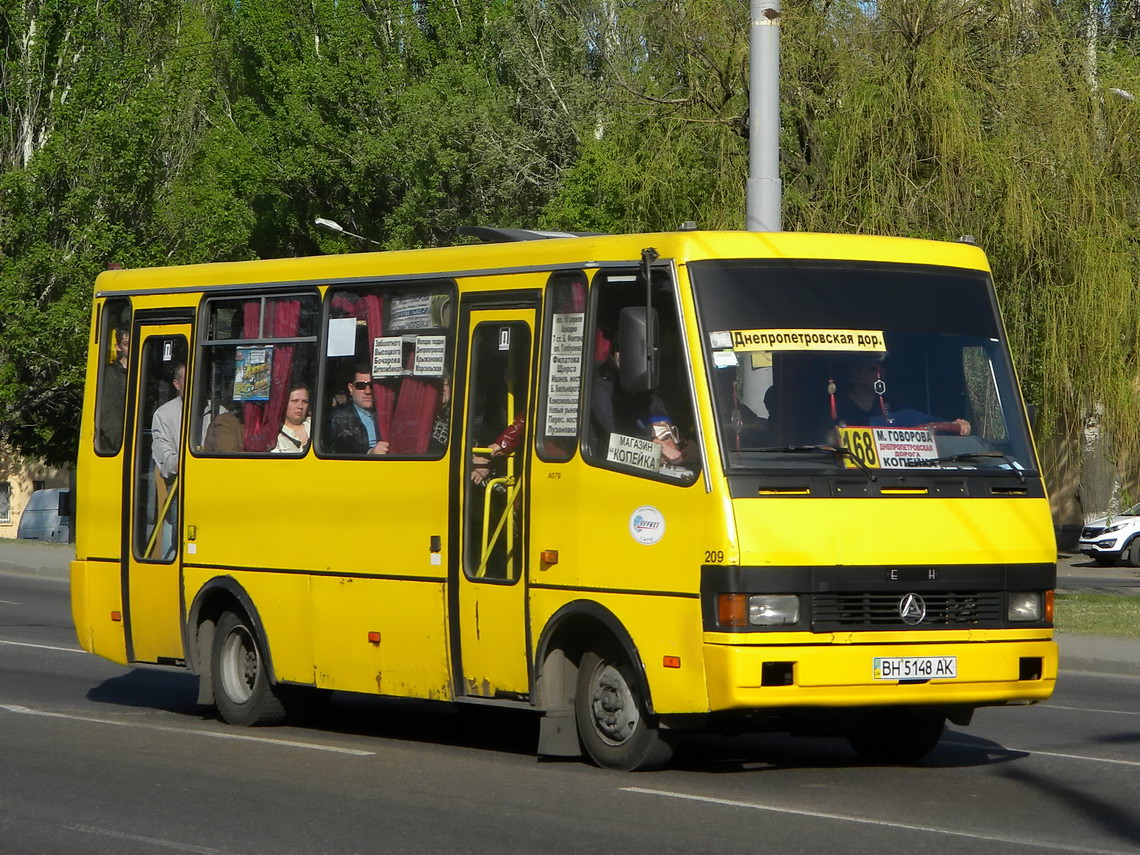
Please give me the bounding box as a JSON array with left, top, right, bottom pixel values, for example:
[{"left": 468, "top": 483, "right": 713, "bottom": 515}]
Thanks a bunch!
[
  {"left": 203, "top": 405, "right": 243, "bottom": 453},
  {"left": 98, "top": 328, "right": 130, "bottom": 449},
  {"left": 832, "top": 358, "right": 971, "bottom": 435},
  {"left": 273, "top": 383, "right": 312, "bottom": 454},
  {"left": 152, "top": 363, "right": 185, "bottom": 481},
  {"left": 471, "top": 413, "right": 524, "bottom": 485},
  {"left": 151, "top": 362, "right": 185, "bottom": 560},
  {"left": 591, "top": 345, "right": 683, "bottom": 463},
  {"left": 328, "top": 367, "right": 389, "bottom": 455}
]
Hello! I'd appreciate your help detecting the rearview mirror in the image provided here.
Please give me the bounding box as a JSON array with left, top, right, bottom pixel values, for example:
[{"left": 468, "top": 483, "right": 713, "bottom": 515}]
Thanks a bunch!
[{"left": 618, "top": 307, "right": 659, "bottom": 393}]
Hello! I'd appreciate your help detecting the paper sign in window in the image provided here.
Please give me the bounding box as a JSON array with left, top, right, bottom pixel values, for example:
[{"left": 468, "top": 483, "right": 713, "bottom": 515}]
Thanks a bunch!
[
  {"left": 545, "top": 312, "right": 584, "bottom": 437},
  {"left": 327, "top": 317, "right": 357, "bottom": 357},
  {"left": 413, "top": 336, "right": 446, "bottom": 376},
  {"left": 372, "top": 336, "right": 404, "bottom": 377}
]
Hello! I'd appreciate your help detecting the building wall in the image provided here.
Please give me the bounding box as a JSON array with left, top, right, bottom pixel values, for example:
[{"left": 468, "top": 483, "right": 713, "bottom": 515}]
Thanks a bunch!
[{"left": 0, "top": 442, "right": 71, "bottom": 539}]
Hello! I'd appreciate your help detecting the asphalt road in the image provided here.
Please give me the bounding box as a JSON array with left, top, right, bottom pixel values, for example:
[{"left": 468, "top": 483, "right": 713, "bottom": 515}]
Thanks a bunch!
[{"left": 2, "top": 573, "right": 1138, "bottom": 855}]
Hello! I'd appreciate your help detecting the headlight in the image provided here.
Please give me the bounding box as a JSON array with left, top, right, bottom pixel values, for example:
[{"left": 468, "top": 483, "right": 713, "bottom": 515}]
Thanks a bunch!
[
  {"left": 1008, "top": 592, "right": 1042, "bottom": 622},
  {"left": 749, "top": 595, "right": 801, "bottom": 626},
  {"left": 1103, "top": 523, "right": 1125, "bottom": 534},
  {"left": 717, "top": 593, "right": 802, "bottom": 627}
]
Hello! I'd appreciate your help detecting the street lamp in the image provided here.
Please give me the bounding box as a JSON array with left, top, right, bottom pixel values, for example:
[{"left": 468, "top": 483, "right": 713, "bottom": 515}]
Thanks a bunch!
[{"left": 314, "top": 217, "right": 382, "bottom": 248}]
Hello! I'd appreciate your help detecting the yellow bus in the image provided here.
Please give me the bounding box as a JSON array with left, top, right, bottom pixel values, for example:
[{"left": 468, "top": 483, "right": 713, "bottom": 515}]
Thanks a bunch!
[{"left": 71, "top": 229, "right": 1057, "bottom": 770}]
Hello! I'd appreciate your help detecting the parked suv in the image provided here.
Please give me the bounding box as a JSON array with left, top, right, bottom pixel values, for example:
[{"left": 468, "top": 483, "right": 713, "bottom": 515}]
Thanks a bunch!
[{"left": 1076, "top": 502, "right": 1140, "bottom": 567}]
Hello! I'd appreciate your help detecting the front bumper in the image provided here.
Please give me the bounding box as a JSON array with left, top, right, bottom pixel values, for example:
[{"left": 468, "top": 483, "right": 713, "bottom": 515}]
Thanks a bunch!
[
  {"left": 1077, "top": 538, "right": 1124, "bottom": 559},
  {"left": 703, "top": 635, "right": 1057, "bottom": 711}
]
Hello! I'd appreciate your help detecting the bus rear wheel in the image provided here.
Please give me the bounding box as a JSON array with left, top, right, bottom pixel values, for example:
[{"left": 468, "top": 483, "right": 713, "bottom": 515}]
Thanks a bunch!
[
  {"left": 211, "top": 611, "right": 286, "bottom": 726},
  {"left": 846, "top": 708, "right": 945, "bottom": 764},
  {"left": 575, "top": 650, "right": 673, "bottom": 771}
]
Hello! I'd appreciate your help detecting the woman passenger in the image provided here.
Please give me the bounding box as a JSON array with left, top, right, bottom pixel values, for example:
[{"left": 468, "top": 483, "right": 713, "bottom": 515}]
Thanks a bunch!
[{"left": 273, "top": 383, "right": 312, "bottom": 453}]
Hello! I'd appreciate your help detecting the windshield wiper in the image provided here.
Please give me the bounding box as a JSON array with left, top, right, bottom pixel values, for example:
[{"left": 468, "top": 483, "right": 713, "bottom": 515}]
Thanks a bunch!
[
  {"left": 751, "top": 445, "right": 877, "bottom": 482},
  {"left": 935, "top": 451, "right": 1026, "bottom": 484}
]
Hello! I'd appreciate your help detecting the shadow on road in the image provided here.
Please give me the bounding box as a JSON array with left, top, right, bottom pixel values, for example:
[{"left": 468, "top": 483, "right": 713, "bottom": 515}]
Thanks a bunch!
[
  {"left": 86, "top": 668, "right": 203, "bottom": 716},
  {"left": 85, "top": 670, "right": 1034, "bottom": 772},
  {"left": 666, "top": 727, "right": 1026, "bottom": 773}
]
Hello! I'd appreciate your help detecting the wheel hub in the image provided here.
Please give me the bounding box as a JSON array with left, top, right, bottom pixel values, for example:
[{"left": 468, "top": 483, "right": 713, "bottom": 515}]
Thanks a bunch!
[{"left": 590, "top": 664, "right": 639, "bottom": 745}]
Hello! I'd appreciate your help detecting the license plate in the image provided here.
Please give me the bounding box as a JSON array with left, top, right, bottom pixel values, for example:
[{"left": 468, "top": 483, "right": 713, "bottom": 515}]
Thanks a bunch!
[{"left": 873, "top": 656, "right": 957, "bottom": 680}]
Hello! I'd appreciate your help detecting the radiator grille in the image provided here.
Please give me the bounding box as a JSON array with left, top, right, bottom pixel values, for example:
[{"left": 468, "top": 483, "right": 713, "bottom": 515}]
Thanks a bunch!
[{"left": 812, "top": 591, "right": 1003, "bottom": 630}]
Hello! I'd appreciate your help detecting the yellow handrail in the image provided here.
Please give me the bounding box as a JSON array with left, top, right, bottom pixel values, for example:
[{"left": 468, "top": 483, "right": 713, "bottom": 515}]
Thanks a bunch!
[
  {"left": 475, "top": 474, "right": 523, "bottom": 579},
  {"left": 144, "top": 474, "right": 179, "bottom": 559},
  {"left": 473, "top": 351, "right": 524, "bottom": 579}
]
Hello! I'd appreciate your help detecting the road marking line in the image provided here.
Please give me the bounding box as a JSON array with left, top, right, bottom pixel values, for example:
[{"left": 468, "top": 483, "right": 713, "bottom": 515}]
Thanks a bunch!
[
  {"left": 1004, "top": 747, "right": 1140, "bottom": 768},
  {"left": 0, "top": 638, "right": 86, "bottom": 654},
  {"left": 622, "top": 787, "right": 1136, "bottom": 855},
  {"left": 66, "top": 825, "right": 224, "bottom": 854},
  {"left": 942, "top": 739, "right": 1140, "bottom": 768},
  {"left": 0, "top": 704, "right": 374, "bottom": 756},
  {"left": 0, "top": 599, "right": 23, "bottom": 605},
  {"left": 1045, "top": 703, "right": 1140, "bottom": 716}
]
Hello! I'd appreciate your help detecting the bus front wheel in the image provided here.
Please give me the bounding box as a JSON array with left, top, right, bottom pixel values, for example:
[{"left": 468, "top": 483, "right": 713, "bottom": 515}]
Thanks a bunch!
[
  {"left": 846, "top": 708, "right": 945, "bottom": 764},
  {"left": 211, "top": 611, "right": 286, "bottom": 727},
  {"left": 575, "top": 650, "right": 673, "bottom": 771}
]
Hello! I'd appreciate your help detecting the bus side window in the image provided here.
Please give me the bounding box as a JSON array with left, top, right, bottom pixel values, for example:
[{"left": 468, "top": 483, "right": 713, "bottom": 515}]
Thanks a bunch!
[
  {"left": 537, "top": 271, "right": 587, "bottom": 462},
  {"left": 94, "top": 297, "right": 133, "bottom": 455},
  {"left": 319, "top": 284, "right": 455, "bottom": 458},
  {"left": 585, "top": 269, "right": 700, "bottom": 483},
  {"left": 193, "top": 294, "right": 320, "bottom": 456}
]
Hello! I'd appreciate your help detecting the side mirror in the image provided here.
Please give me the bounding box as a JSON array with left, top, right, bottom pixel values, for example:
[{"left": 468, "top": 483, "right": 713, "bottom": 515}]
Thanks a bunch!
[
  {"left": 1025, "top": 403, "right": 1038, "bottom": 434},
  {"left": 58, "top": 490, "right": 71, "bottom": 517},
  {"left": 618, "top": 307, "right": 659, "bottom": 393}
]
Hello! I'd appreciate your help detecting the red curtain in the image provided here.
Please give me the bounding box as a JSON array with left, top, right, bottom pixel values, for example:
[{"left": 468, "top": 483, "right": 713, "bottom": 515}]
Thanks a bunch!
[
  {"left": 362, "top": 294, "right": 396, "bottom": 442},
  {"left": 241, "top": 298, "right": 301, "bottom": 451},
  {"left": 558, "top": 278, "right": 586, "bottom": 314},
  {"left": 388, "top": 349, "right": 442, "bottom": 455}
]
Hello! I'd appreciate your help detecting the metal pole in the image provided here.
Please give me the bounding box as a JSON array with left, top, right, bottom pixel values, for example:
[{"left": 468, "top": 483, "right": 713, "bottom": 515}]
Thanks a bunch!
[{"left": 746, "top": 0, "right": 782, "bottom": 232}]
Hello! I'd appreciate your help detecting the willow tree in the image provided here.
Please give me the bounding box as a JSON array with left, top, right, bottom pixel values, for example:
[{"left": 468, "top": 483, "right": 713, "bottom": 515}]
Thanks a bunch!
[
  {"left": 544, "top": 0, "right": 1139, "bottom": 519},
  {"left": 780, "top": 0, "right": 1140, "bottom": 520}
]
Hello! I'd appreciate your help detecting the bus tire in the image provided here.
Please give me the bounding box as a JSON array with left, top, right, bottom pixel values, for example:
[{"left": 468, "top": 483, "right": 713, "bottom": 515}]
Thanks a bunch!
[
  {"left": 846, "top": 708, "right": 944, "bottom": 764},
  {"left": 211, "top": 610, "right": 286, "bottom": 727},
  {"left": 575, "top": 650, "right": 673, "bottom": 771}
]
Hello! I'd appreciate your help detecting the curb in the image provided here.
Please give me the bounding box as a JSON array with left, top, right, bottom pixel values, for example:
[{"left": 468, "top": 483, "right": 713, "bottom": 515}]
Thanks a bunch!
[
  {"left": 0, "top": 564, "right": 70, "bottom": 582},
  {"left": 1058, "top": 656, "right": 1140, "bottom": 678}
]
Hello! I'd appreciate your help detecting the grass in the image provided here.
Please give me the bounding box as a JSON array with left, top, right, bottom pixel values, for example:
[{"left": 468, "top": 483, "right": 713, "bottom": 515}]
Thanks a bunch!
[{"left": 1053, "top": 594, "right": 1140, "bottom": 640}]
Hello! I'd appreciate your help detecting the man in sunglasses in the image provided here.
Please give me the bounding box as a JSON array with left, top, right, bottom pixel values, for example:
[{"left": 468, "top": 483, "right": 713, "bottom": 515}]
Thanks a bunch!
[{"left": 328, "top": 367, "right": 390, "bottom": 455}]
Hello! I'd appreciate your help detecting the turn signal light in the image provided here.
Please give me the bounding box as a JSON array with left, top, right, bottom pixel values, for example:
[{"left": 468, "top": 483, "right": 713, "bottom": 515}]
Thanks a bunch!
[
  {"left": 1044, "top": 590, "right": 1054, "bottom": 622},
  {"left": 367, "top": 631, "right": 381, "bottom": 645},
  {"left": 717, "top": 593, "right": 749, "bottom": 627},
  {"left": 110, "top": 611, "right": 122, "bottom": 622},
  {"left": 663, "top": 656, "right": 681, "bottom": 669}
]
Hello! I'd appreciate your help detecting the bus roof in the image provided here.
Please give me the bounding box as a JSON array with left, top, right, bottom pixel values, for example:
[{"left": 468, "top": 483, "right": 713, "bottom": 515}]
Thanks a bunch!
[{"left": 93, "top": 230, "right": 990, "bottom": 296}]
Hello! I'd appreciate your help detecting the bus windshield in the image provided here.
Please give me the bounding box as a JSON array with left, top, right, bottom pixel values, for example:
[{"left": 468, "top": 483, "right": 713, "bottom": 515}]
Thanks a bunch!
[{"left": 690, "top": 259, "right": 1036, "bottom": 476}]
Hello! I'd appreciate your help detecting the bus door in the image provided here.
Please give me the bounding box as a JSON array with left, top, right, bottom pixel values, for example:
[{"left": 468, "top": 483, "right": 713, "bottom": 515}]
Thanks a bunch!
[
  {"left": 125, "top": 322, "right": 190, "bottom": 664},
  {"left": 454, "top": 308, "right": 536, "bottom": 698}
]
